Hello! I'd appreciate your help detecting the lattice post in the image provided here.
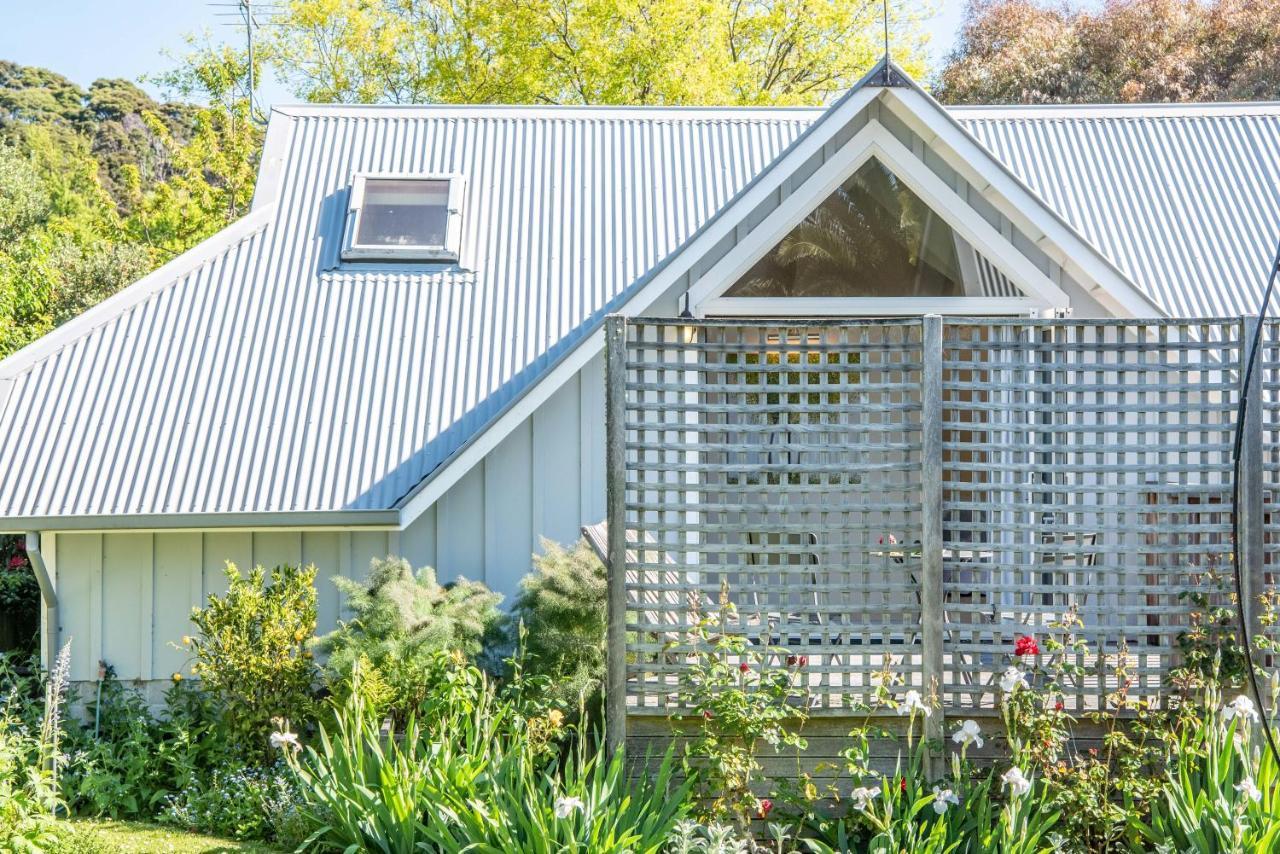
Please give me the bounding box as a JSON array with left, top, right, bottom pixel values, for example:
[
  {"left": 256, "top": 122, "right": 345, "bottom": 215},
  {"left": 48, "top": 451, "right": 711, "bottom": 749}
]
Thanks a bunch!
[
  {"left": 920, "top": 315, "right": 946, "bottom": 753},
  {"left": 605, "top": 315, "right": 628, "bottom": 757},
  {"left": 1239, "top": 316, "right": 1266, "bottom": 648}
]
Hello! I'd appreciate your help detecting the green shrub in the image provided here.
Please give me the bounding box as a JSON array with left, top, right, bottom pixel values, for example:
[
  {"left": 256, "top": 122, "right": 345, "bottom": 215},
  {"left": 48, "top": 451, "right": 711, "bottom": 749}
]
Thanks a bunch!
[
  {"left": 160, "top": 760, "right": 307, "bottom": 845},
  {"left": 0, "top": 536, "right": 39, "bottom": 657},
  {"left": 508, "top": 537, "right": 607, "bottom": 710},
  {"left": 61, "top": 675, "right": 233, "bottom": 819},
  {"left": 1141, "top": 689, "right": 1280, "bottom": 852},
  {"left": 316, "top": 556, "right": 501, "bottom": 722},
  {"left": 187, "top": 562, "right": 319, "bottom": 762},
  {"left": 0, "top": 641, "right": 70, "bottom": 852},
  {"left": 285, "top": 657, "right": 692, "bottom": 854}
]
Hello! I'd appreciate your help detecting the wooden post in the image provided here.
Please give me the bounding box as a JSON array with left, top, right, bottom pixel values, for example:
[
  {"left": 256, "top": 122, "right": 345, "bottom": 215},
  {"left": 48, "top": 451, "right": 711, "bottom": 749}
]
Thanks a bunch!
[
  {"left": 605, "top": 316, "right": 629, "bottom": 758},
  {"left": 920, "top": 315, "right": 946, "bottom": 758},
  {"left": 1238, "top": 316, "right": 1265, "bottom": 647}
]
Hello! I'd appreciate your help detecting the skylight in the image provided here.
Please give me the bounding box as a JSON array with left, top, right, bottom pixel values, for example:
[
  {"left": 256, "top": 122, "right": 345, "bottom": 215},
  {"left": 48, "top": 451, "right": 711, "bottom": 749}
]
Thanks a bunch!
[{"left": 341, "top": 174, "right": 464, "bottom": 262}]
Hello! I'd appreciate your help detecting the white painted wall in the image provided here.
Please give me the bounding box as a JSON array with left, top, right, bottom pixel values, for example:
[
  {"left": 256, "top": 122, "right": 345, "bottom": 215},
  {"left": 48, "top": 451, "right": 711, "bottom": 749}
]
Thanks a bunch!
[{"left": 48, "top": 352, "right": 608, "bottom": 684}]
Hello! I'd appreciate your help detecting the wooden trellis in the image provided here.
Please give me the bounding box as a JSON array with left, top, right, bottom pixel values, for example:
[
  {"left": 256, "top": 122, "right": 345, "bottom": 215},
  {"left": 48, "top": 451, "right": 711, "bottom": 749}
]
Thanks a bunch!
[{"left": 605, "top": 315, "right": 1266, "bottom": 752}]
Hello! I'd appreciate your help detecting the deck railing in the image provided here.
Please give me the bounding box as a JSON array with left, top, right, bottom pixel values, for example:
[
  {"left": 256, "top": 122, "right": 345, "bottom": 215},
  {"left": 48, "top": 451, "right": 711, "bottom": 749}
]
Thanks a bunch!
[{"left": 605, "top": 315, "right": 1280, "bottom": 751}]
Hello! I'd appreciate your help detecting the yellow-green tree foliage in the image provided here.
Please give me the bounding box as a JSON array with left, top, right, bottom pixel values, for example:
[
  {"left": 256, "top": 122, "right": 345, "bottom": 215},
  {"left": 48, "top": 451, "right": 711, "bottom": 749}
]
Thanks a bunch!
[
  {"left": 268, "top": 0, "right": 934, "bottom": 106},
  {"left": 0, "top": 57, "right": 261, "bottom": 359}
]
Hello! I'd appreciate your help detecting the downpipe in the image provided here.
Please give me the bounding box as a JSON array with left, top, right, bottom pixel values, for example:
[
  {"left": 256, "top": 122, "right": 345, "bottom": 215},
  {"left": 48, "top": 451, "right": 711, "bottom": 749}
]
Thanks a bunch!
[{"left": 23, "top": 531, "right": 58, "bottom": 674}]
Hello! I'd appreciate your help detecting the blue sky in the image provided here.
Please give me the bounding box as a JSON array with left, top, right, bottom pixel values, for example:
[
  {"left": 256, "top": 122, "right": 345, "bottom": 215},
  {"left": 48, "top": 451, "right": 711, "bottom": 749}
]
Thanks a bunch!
[{"left": 0, "top": 0, "right": 966, "bottom": 106}]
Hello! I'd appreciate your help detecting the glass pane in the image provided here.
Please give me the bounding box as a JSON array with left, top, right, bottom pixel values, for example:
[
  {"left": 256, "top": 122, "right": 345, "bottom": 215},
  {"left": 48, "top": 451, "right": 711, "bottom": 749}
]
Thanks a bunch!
[
  {"left": 723, "top": 158, "right": 966, "bottom": 298},
  {"left": 355, "top": 179, "right": 450, "bottom": 247}
]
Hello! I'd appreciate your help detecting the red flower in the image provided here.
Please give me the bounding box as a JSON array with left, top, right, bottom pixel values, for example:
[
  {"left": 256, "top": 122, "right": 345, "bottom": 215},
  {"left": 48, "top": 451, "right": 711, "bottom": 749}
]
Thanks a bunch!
[
  {"left": 7, "top": 555, "right": 27, "bottom": 568},
  {"left": 739, "top": 662, "right": 750, "bottom": 674},
  {"left": 786, "top": 654, "right": 809, "bottom": 667},
  {"left": 1014, "top": 635, "right": 1040, "bottom": 657},
  {"left": 702, "top": 709, "right": 714, "bottom": 720},
  {"left": 899, "top": 777, "right": 907, "bottom": 793},
  {"left": 757, "top": 798, "right": 773, "bottom": 818},
  {"left": 1054, "top": 701, "right": 1064, "bottom": 712}
]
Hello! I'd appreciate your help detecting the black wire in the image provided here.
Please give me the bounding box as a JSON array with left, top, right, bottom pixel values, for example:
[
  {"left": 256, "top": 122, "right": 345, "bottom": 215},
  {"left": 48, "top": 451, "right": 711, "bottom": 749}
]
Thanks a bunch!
[{"left": 1231, "top": 236, "right": 1280, "bottom": 769}]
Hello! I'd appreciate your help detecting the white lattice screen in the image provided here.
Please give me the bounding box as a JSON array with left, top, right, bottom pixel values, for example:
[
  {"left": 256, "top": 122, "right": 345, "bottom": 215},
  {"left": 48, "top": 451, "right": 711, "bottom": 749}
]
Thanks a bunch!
[{"left": 608, "top": 317, "right": 1262, "bottom": 721}]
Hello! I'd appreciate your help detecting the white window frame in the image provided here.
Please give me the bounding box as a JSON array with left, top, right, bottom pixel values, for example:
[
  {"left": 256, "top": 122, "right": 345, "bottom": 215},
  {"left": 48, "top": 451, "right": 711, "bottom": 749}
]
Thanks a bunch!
[{"left": 341, "top": 172, "right": 465, "bottom": 262}]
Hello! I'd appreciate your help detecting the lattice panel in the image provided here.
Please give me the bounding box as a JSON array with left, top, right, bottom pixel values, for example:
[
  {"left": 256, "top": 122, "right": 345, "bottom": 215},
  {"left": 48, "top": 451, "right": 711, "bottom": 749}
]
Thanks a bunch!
[
  {"left": 621, "top": 320, "right": 926, "bottom": 712},
  {"left": 1260, "top": 321, "right": 1280, "bottom": 615},
  {"left": 940, "top": 320, "right": 1241, "bottom": 710}
]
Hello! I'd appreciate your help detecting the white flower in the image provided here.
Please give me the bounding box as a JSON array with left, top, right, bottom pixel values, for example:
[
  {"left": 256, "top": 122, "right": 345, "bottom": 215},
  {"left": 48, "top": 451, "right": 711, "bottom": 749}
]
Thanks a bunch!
[
  {"left": 1223, "top": 695, "right": 1261, "bottom": 724},
  {"left": 951, "top": 719, "right": 984, "bottom": 749},
  {"left": 269, "top": 730, "right": 300, "bottom": 751},
  {"left": 931, "top": 786, "right": 960, "bottom": 814},
  {"left": 850, "top": 786, "right": 880, "bottom": 812},
  {"left": 554, "top": 796, "right": 585, "bottom": 819},
  {"left": 1000, "top": 666, "right": 1028, "bottom": 694},
  {"left": 1236, "top": 777, "right": 1263, "bottom": 802},
  {"left": 897, "top": 689, "right": 932, "bottom": 718},
  {"left": 1002, "top": 766, "right": 1032, "bottom": 797}
]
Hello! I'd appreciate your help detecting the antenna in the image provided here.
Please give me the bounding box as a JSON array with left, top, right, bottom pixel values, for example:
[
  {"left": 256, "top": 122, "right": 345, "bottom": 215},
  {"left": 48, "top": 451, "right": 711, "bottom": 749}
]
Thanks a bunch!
[
  {"left": 881, "top": 0, "right": 894, "bottom": 86},
  {"left": 209, "top": 0, "right": 282, "bottom": 123}
]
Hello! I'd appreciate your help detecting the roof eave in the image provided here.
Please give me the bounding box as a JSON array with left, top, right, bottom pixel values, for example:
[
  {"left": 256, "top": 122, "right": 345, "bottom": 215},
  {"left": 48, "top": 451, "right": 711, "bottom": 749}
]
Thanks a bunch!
[{"left": 1, "top": 509, "right": 402, "bottom": 535}]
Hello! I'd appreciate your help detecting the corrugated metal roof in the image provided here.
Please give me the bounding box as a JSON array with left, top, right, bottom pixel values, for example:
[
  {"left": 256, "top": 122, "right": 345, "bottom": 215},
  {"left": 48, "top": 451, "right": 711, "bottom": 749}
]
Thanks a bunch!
[
  {"left": 0, "top": 107, "right": 815, "bottom": 519},
  {"left": 0, "top": 98, "right": 1278, "bottom": 520},
  {"left": 954, "top": 103, "right": 1280, "bottom": 318}
]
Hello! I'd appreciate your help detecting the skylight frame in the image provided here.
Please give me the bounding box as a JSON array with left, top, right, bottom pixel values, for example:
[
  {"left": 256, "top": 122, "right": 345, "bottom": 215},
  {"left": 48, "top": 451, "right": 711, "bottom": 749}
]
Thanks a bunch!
[{"left": 341, "top": 172, "right": 466, "bottom": 262}]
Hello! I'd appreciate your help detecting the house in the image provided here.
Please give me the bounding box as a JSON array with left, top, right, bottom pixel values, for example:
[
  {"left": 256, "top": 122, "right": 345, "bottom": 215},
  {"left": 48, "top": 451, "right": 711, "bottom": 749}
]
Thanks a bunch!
[{"left": 2, "top": 59, "right": 1278, "bottom": 693}]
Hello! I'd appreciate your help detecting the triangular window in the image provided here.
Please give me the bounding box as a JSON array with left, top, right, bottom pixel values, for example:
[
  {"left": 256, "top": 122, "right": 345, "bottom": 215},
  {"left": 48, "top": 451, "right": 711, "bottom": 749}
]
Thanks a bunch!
[{"left": 724, "top": 157, "right": 1017, "bottom": 299}]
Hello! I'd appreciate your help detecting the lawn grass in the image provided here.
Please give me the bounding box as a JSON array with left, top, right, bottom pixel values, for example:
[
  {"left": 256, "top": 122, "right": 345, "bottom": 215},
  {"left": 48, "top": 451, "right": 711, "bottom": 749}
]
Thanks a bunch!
[{"left": 69, "top": 819, "right": 286, "bottom": 853}]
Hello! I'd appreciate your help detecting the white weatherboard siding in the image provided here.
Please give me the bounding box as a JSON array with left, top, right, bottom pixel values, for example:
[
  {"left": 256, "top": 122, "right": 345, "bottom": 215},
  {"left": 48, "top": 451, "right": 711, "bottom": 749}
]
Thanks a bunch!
[{"left": 49, "top": 352, "right": 606, "bottom": 683}]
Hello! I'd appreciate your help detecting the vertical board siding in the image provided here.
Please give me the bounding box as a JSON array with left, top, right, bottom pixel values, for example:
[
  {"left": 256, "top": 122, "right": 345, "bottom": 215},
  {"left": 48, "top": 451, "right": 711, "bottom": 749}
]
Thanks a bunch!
[
  {"left": 56, "top": 533, "right": 101, "bottom": 681},
  {"left": 349, "top": 531, "right": 391, "bottom": 586},
  {"left": 436, "top": 464, "right": 486, "bottom": 581},
  {"left": 202, "top": 532, "right": 251, "bottom": 599},
  {"left": 48, "top": 345, "right": 612, "bottom": 684},
  {"left": 484, "top": 420, "right": 534, "bottom": 595},
  {"left": 400, "top": 504, "right": 437, "bottom": 571},
  {"left": 303, "top": 531, "right": 342, "bottom": 640},
  {"left": 252, "top": 531, "right": 303, "bottom": 568},
  {"left": 580, "top": 353, "right": 608, "bottom": 525},
  {"left": 101, "top": 534, "right": 150, "bottom": 680},
  {"left": 534, "top": 375, "right": 584, "bottom": 549},
  {"left": 152, "top": 532, "right": 200, "bottom": 677}
]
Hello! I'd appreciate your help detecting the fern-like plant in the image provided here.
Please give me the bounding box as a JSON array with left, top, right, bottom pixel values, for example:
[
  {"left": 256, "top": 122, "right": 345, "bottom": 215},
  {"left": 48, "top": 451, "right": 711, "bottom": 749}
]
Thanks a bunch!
[
  {"left": 508, "top": 538, "right": 607, "bottom": 709},
  {"left": 316, "top": 556, "right": 502, "bottom": 722}
]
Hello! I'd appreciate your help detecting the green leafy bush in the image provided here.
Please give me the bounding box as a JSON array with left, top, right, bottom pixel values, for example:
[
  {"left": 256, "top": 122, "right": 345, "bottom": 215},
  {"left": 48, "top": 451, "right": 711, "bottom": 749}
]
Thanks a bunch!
[
  {"left": 0, "top": 641, "right": 70, "bottom": 852},
  {"left": 508, "top": 537, "right": 607, "bottom": 709},
  {"left": 61, "top": 675, "right": 233, "bottom": 820},
  {"left": 187, "top": 562, "right": 318, "bottom": 761},
  {"left": 285, "top": 657, "right": 692, "bottom": 854},
  {"left": 673, "top": 584, "right": 809, "bottom": 826},
  {"left": 160, "top": 761, "right": 307, "bottom": 846},
  {"left": 0, "top": 536, "right": 39, "bottom": 656},
  {"left": 316, "top": 555, "right": 501, "bottom": 722},
  {"left": 1141, "top": 689, "right": 1280, "bottom": 852}
]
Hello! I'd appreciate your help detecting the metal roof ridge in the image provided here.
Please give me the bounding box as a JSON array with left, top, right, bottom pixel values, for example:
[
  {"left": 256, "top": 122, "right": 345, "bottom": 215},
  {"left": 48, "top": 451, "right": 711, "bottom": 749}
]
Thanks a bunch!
[
  {"left": 950, "top": 101, "right": 1280, "bottom": 119},
  {"left": 270, "top": 103, "right": 830, "bottom": 120}
]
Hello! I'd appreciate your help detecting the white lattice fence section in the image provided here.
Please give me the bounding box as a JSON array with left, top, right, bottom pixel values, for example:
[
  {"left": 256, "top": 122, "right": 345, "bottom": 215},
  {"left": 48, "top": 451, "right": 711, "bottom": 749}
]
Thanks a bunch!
[
  {"left": 940, "top": 320, "right": 1241, "bottom": 710},
  {"left": 616, "top": 319, "right": 926, "bottom": 712},
  {"left": 606, "top": 316, "right": 1265, "bottom": 729}
]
